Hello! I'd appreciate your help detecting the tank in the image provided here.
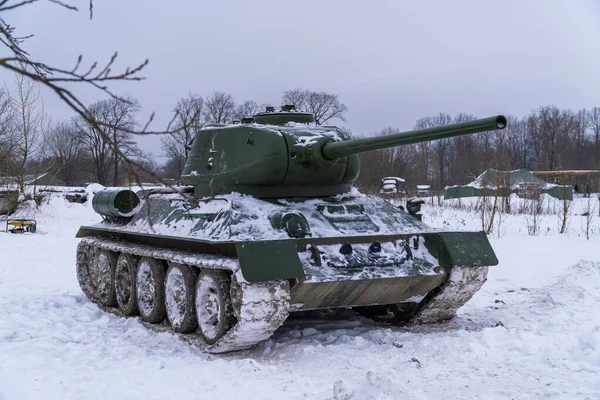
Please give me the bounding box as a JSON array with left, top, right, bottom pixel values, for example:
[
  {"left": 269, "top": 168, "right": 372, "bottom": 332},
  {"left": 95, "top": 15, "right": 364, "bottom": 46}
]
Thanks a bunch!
[{"left": 76, "top": 106, "right": 507, "bottom": 353}]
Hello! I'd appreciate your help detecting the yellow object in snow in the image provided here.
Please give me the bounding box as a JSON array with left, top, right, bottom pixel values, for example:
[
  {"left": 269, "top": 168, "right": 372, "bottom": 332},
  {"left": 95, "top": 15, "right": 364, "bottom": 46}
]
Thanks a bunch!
[{"left": 5, "top": 219, "right": 37, "bottom": 234}]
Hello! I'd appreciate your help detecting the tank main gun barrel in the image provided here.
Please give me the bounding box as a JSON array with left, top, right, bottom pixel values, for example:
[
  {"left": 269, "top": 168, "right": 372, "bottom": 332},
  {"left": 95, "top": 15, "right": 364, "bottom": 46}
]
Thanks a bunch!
[{"left": 321, "top": 115, "right": 507, "bottom": 160}]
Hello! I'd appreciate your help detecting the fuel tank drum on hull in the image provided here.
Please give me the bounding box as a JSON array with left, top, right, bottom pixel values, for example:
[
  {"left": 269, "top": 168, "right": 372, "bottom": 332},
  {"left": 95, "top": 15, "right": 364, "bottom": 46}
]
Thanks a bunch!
[{"left": 92, "top": 189, "right": 140, "bottom": 218}]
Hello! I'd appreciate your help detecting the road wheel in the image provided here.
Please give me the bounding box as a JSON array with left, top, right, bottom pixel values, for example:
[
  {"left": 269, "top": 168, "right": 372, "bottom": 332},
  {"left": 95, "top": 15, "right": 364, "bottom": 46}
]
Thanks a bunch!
[
  {"left": 195, "top": 269, "right": 234, "bottom": 345},
  {"left": 136, "top": 257, "right": 166, "bottom": 323},
  {"left": 165, "top": 263, "right": 198, "bottom": 333},
  {"left": 115, "top": 253, "right": 140, "bottom": 315},
  {"left": 76, "top": 242, "right": 98, "bottom": 302},
  {"left": 96, "top": 249, "right": 118, "bottom": 307}
]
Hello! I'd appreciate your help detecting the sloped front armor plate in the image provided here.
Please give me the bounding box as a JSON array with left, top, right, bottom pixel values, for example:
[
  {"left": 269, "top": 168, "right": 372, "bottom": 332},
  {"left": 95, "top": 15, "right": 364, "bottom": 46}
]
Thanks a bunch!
[{"left": 290, "top": 274, "right": 446, "bottom": 310}]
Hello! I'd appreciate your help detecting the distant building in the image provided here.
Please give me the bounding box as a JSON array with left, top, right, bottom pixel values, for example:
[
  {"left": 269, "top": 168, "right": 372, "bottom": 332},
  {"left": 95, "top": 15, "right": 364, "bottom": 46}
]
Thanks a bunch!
[
  {"left": 378, "top": 177, "right": 409, "bottom": 197},
  {"left": 1, "top": 173, "right": 66, "bottom": 187},
  {"left": 416, "top": 185, "right": 431, "bottom": 197},
  {"left": 23, "top": 173, "right": 66, "bottom": 186},
  {"left": 531, "top": 170, "right": 599, "bottom": 196},
  {"left": 444, "top": 169, "right": 572, "bottom": 200}
]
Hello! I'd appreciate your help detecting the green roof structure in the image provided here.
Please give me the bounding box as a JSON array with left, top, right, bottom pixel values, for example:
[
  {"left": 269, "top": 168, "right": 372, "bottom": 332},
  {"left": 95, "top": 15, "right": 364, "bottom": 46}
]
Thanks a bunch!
[
  {"left": 444, "top": 169, "right": 572, "bottom": 200},
  {"left": 23, "top": 173, "right": 66, "bottom": 186}
]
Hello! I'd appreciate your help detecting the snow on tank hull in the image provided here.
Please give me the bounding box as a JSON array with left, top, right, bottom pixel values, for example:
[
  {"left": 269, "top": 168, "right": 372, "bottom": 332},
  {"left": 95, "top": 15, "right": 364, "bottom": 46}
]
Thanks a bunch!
[{"left": 75, "top": 187, "right": 497, "bottom": 353}]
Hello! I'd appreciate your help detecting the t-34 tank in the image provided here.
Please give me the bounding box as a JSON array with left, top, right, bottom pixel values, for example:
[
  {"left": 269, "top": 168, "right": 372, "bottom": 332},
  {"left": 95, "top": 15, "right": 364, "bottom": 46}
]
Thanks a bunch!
[{"left": 76, "top": 106, "right": 507, "bottom": 353}]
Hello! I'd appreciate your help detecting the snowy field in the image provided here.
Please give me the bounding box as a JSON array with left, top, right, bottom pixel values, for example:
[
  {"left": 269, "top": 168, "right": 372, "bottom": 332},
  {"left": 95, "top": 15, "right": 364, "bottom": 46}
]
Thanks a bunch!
[{"left": 1, "top": 191, "right": 600, "bottom": 399}]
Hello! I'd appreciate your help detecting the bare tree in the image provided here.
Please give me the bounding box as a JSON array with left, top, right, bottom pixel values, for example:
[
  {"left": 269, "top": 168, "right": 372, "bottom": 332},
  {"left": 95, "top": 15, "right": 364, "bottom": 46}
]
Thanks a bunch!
[
  {"left": 48, "top": 120, "right": 85, "bottom": 185},
  {"left": 0, "top": 87, "right": 11, "bottom": 135},
  {"left": 76, "top": 97, "right": 139, "bottom": 185},
  {"left": 0, "top": 88, "right": 14, "bottom": 179},
  {"left": 446, "top": 113, "right": 478, "bottom": 182},
  {"left": 234, "top": 100, "right": 260, "bottom": 121},
  {"left": 161, "top": 93, "right": 205, "bottom": 178},
  {"left": 282, "top": 89, "right": 347, "bottom": 125},
  {"left": 506, "top": 116, "right": 529, "bottom": 170},
  {"left": 7, "top": 74, "right": 48, "bottom": 192},
  {"left": 121, "top": 150, "right": 160, "bottom": 186},
  {"left": 204, "top": 91, "right": 236, "bottom": 124},
  {"left": 29, "top": 119, "right": 54, "bottom": 202},
  {"left": 588, "top": 107, "right": 600, "bottom": 169},
  {"left": 355, "top": 127, "right": 416, "bottom": 192},
  {"left": 558, "top": 184, "right": 572, "bottom": 234},
  {"left": 581, "top": 196, "right": 595, "bottom": 240},
  {"left": 414, "top": 113, "right": 453, "bottom": 190},
  {"left": 281, "top": 89, "right": 308, "bottom": 110},
  {"left": 527, "top": 106, "right": 577, "bottom": 171},
  {"left": 525, "top": 195, "right": 544, "bottom": 236},
  {"left": 75, "top": 117, "right": 110, "bottom": 185},
  {"left": 305, "top": 91, "right": 347, "bottom": 125},
  {"left": 105, "top": 97, "right": 139, "bottom": 185}
]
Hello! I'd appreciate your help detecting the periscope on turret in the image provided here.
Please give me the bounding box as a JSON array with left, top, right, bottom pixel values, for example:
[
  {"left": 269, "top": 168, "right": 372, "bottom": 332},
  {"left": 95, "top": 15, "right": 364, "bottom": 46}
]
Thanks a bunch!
[{"left": 76, "top": 105, "right": 507, "bottom": 353}]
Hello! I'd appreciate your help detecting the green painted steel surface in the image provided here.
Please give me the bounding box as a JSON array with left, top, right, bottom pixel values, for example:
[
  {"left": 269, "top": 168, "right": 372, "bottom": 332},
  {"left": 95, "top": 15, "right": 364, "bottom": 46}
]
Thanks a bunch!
[
  {"left": 235, "top": 240, "right": 305, "bottom": 283},
  {"left": 438, "top": 231, "right": 499, "bottom": 268},
  {"left": 92, "top": 189, "right": 140, "bottom": 218},
  {"left": 322, "top": 115, "right": 507, "bottom": 160},
  {"left": 181, "top": 124, "right": 359, "bottom": 198},
  {"left": 253, "top": 111, "right": 314, "bottom": 125}
]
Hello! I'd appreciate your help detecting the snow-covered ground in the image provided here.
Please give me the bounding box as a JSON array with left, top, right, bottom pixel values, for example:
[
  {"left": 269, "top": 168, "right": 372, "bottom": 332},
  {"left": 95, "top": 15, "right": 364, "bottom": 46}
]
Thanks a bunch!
[{"left": 1, "top": 192, "right": 599, "bottom": 399}]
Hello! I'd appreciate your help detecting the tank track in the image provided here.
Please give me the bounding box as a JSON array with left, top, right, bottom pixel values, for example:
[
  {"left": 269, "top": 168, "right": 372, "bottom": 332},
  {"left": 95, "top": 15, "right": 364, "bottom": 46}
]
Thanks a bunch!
[
  {"left": 77, "top": 237, "right": 290, "bottom": 353},
  {"left": 410, "top": 266, "right": 489, "bottom": 324}
]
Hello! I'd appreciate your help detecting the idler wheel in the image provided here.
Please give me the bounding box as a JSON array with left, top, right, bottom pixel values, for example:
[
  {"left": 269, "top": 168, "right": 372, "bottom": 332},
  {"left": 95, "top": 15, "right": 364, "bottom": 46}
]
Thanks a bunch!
[
  {"left": 165, "top": 263, "right": 198, "bottom": 333},
  {"left": 195, "top": 269, "right": 234, "bottom": 345},
  {"left": 136, "top": 257, "right": 166, "bottom": 323},
  {"left": 95, "top": 249, "right": 118, "bottom": 307},
  {"left": 115, "top": 253, "right": 140, "bottom": 315}
]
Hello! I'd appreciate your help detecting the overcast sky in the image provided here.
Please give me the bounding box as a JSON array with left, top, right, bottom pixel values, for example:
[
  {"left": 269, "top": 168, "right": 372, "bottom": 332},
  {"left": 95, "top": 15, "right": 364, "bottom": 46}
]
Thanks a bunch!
[{"left": 6, "top": 0, "right": 600, "bottom": 158}]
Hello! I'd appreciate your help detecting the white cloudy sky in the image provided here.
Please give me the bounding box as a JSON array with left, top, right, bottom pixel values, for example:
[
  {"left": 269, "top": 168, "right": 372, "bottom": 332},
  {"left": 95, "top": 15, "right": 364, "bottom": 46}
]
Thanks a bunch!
[{"left": 5, "top": 0, "right": 600, "bottom": 157}]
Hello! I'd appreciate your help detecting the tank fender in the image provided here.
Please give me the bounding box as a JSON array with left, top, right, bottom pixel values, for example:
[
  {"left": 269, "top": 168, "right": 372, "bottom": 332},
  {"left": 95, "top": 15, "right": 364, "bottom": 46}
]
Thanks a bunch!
[
  {"left": 234, "top": 240, "right": 305, "bottom": 283},
  {"left": 426, "top": 231, "right": 499, "bottom": 271}
]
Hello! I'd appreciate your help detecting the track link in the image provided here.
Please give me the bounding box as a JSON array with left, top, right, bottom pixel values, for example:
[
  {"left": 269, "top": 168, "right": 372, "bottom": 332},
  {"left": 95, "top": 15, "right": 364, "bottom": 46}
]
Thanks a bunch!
[
  {"left": 410, "top": 266, "right": 489, "bottom": 324},
  {"left": 77, "top": 237, "right": 290, "bottom": 353}
]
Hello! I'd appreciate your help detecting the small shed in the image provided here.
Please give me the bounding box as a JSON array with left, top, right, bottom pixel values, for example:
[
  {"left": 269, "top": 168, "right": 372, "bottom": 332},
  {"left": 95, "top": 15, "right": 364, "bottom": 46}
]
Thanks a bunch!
[
  {"left": 378, "top": 177, "right": 409, "bottom": 197},
  {"left": 531, "top": 170, "right": 600, "bottom": 195},
  {"left": 23, "top": 173, "right": 65, "bottom": 186},
  {"left": 416, "top": 185, "right": 431, "bottom": 197}
]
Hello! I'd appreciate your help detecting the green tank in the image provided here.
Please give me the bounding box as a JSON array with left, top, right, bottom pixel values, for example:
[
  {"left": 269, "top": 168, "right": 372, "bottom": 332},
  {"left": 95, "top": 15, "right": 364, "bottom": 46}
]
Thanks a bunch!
[{"left": 76, "top": 106, "right": 507, "bottom": 353}]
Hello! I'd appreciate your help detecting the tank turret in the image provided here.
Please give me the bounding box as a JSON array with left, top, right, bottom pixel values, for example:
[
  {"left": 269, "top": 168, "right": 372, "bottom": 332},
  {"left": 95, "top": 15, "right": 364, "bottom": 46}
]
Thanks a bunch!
[{"left": 182, "top": 106, "right": 506, "bottom": 197}]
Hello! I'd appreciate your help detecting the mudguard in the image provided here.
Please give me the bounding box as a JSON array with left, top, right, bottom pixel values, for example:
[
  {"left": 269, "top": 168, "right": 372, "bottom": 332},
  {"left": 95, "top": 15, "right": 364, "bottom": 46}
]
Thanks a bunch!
[{"left": 436, "top": 231, "right": 499, "bottom": 269}]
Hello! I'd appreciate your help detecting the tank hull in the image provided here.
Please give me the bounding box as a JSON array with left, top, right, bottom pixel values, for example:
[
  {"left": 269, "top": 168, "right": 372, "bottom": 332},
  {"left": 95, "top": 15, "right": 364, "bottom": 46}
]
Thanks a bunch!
[{"left": 75, "top": 189, "right": 497, "bottom": 352}]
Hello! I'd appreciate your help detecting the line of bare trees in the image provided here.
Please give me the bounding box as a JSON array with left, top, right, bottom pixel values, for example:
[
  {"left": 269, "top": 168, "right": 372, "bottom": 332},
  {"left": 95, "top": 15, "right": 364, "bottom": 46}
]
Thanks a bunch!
[
  {"left": 0, "top": 74, "right": 156, "bottom": 187},
  {"left": 0, "top": 76, "right": 50, "bottom": 192},
  {"left": 3, "top": 74, "right": 599, "bottom": 193},
  {"left": 356, "top": 106, "right": 600, "bottom": 193}
]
